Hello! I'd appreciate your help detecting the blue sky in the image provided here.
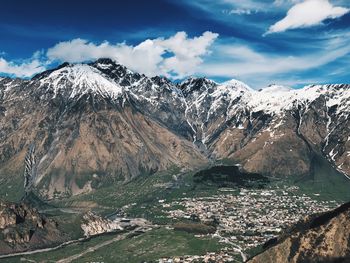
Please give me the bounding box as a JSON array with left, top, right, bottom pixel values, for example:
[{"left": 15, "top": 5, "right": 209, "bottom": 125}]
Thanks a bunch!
[{"left": 0, "top": 0, "right": 349, "bottom": 88}]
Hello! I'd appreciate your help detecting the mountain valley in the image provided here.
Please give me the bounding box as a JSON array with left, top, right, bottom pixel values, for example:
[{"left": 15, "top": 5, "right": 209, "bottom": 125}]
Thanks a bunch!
[{"left": 0, "top": 59, "right": 350, "bottom": 262}]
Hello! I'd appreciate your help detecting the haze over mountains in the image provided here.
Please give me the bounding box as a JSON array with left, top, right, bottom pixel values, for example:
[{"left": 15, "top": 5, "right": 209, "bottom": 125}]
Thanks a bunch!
[{"left": 0, "top": 58, "right": 349, "bottom": 199}]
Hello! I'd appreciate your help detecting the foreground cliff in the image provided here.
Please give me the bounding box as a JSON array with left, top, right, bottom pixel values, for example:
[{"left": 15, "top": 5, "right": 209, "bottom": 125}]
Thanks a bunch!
[
  {"left": 0, "top": 200, "right": 65, "bottom": 254},
  {"left": 248, "top": 202, "right": 350, "bottom": 263}
]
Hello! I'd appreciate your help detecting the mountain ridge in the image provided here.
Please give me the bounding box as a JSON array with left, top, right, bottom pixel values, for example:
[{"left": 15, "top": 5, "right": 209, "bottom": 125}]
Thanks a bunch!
[
  {"left": 0, "top": 58, "right": 349, "bottom": 199},
  {"left": 248, "top": 201, "right": 350, "bottom": 263}
]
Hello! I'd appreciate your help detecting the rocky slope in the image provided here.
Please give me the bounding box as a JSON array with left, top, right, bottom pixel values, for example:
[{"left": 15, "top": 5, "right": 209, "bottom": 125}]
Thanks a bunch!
[
  {"left": 81, "top": 211, "right": 150, "bottom": 237},
  {"left": 0, "top": 58, "right": 349, "bottom": 198},
  {"left": 0, "top": 200, "right": 64, "bottom": 254},
  {"left": 248, "top": 202, "right": 350, "bottom": 263},
  {"left": 81, "top": 211, "right": 123, "bottom": 236}
]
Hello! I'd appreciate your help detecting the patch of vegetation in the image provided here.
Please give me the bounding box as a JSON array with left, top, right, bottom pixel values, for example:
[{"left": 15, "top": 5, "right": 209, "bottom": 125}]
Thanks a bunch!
[
  {"left": 6, "top": 228, "right": 224, "bottom": 263},
  {"left": 77, "top": 228, "right": 223, "bottom": 263},
  {"left": 54, "top": 167, "right": 180, "bottom": 208},
  {"left": 270, "top": 155, "right": 350, "bottom": 203},
  {"left": 5, "top": 232, "right": 121, "bottom": 263},
  {"left": 173, "top": 222, "right": 216, "bottom": 234},
  {"left": 193, "top": 165, "right": 269, "bottom": 188},
  {"left": 53, "top": 212, "right": 84, "bottom": 240},
  {"left": 50, "top": 166, "right": 221, "bottom": 224},
  {"left": 245, "top": 244, "right": 264, "bottom": 259},
  {"left": 297, "top": 155, "right": 350, "bottom": 202},
  {"left": 0, "top": 172, "right": 24, "bottom": 202}
]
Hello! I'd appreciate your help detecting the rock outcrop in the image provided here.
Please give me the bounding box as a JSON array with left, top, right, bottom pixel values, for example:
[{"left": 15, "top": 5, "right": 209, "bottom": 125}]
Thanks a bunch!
[
  {"left": 0, "top": 200, "right": 64, "bottom": 254},
  {"left": 81, "top": 211, "right": 123, "bottom": 236},
  {"left": 81, "top": 211, "right": 150, "bottom": 237}
]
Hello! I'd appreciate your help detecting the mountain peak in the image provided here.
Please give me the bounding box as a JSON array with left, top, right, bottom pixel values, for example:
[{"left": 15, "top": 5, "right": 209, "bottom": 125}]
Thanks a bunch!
[
  {"left": 37, "top": 63, "right": 123, "bottom": 99},
  {"left": 90, "top": 58, "right": 123, "bottom": 71},
  {"left": 182, "top": 76, "right": 216, "bottom": 85},
  {"left": 94, "top": 57, "right": 116, "bottom": 65},
  {"left": 179, "top": 77, "right": 217, "bottom": 97},
  {"left": 221, "top": 78, "right": 253, "bottom": 92},
  {"left": 32, "top": 62, "right": 71, "bottom": 81},
  {"left": 150, "top": 76, "right": 172, "bottom": 86},
  {"left": 90, "top": 59, "right": 142, "bottom": 87}
]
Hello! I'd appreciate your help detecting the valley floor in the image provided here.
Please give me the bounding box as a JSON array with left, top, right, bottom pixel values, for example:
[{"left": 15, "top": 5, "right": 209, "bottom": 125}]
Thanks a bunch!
[{"left": 1, "top": 166, "right": 349, "bottom": 263}]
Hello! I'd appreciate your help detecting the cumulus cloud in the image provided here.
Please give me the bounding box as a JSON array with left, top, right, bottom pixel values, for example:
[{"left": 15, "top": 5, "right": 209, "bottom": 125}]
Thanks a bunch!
[
  {"left": 267, "top": 0, "right": 349, "bottom": 34},
  {"left": 46, "top": 38, "right": 164, "bottom": 76},
  {"left": 0, "top": 31, "right": 217, "bottom": 78},
  {"left": 0, "top": 58, "right": 45, "bottom": 78},
  {"left": 156, "top": 31, "right": 218, "bottom": 77},
  {"left": 47, "top": 31, "right": 218, "bottom": 78}
]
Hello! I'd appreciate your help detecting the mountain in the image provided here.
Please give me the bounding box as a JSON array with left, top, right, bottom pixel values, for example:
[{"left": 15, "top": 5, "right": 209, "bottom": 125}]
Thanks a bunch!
[
  {"left": 0, "top": 60, "right": 206, "bottom": 199},
  {"left": 248, "top": 202, "right": 350, "bottom": 263},
  {"left": 206, "top": 83, "right": 350, "bottom": 178},
  {"left": 0, "top": 58, "right": 349, "bottom": 199}
]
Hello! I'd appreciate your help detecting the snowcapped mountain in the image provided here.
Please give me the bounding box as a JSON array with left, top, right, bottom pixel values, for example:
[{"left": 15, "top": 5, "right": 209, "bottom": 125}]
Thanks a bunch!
[
  {"left": 0, "top": 58, "right": 349, "bottom": 199},
  {"left": 36, "top": 63, "right": 123, "bottom": 100}
]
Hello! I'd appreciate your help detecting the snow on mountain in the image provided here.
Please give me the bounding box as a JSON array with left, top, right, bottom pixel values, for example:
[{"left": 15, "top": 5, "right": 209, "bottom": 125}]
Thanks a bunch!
[
  {"left": 91, "top": 59, "right": 142, "bottom": 87},
  {"left": 180, "top": 77, "right": 251, "bottom": 118},
  {"left": 19, "top": 61, "right": 350, "bottom": 147},
  {"left": 178, "top": 77, "right": 253, "bottom": 144},
  {"left": 246, "top": 84, "right": 350, "bottom": 116},
  {"left": 218, "top": 79, "right": 252, "bottom": 119},
  {"left": 307, "top": 84, "right": 350, "bottom": 117},
  {"left": 248, "top": 84, "right": 297, "bottom": 114},
  {"left": 37, "top": 63, "right": 123, "bottom": 99},
  {"left": 26, "top": 61, "right": 350, "bottom": 124},
  {"left": 180, "top": 77, "right": 217, "bottom": 98}
]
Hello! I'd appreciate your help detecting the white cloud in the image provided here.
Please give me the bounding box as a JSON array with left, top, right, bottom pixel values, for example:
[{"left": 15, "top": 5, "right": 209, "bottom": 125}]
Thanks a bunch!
[
  {"left": 47, "top": 38, "right": 165, "bottom": 76},
  {"left": 273, "top": 0, "right": 302, "bottom": 6},
  {"left": 47, "top": 31, "right": 218, "bottom": 79},
  {"left": 201, "top": 44, "right": 349, "bottom": 76},
  {"left": 156, "top": 31, "right": 218, "bottom": 78},
  {"left": 220, "top": 0, "right": 268, "bottom": 11},
  {"left": 0, "top": 31, "right": 218, "bottom": 78},
  {"left": 197, "top": 32, "right": 350, "bottom": 87},
  {"left": 1, "top": 27, "right": 348, "bottom": 87},
  {"left": 0, "top": 58, "right": 45, "bottom": 78},
  {"left": 267, "top": 0, "right": 349, "bottom": 34},
  {"left": 225, "top": 9, "right": 253, "bottom": 15}
]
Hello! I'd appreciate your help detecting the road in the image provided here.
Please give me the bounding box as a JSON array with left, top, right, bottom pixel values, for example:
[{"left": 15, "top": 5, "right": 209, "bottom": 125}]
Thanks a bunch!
[
  {"left": 0, "top": 237, "right": 86, "bottom": 260},
  {"left": 56, "top": 227, "right": 144, "bottom": 263},
  {"left": 0, "top": 227, "right": 148, "bottom": 262},
  {"left": 219, "top": 236, "right": 247, "bottom": 262}
]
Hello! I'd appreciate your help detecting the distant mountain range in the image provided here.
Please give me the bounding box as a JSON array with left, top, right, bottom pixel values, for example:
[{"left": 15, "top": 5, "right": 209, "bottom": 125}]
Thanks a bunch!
[{"left": 0, "top": 58, "right": 349, "bottom": 199}]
